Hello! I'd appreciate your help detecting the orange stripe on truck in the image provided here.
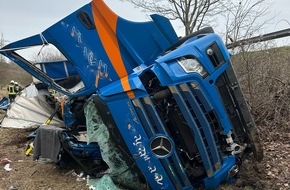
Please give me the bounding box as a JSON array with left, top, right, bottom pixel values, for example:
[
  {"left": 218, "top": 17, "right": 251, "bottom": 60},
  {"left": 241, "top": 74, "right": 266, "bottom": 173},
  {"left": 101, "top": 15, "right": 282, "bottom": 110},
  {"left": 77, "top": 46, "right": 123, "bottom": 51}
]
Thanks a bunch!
[
  {"left": 92, "top": 0, "right": 135, "bottom": 98},
  {"left": 121, "top": 76, "right": 135, "bottom": 99}
]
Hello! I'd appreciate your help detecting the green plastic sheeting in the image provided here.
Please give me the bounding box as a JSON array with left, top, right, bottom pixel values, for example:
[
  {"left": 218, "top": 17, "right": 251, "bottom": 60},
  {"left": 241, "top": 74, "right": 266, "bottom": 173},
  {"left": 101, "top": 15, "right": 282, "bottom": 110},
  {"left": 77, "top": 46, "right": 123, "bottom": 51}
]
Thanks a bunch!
[
  {"left": 84, "top": 99, "right": 143, "bottom": 190},
  {"left": 84, "top": 98, "right": 106, "bottom": 144}
]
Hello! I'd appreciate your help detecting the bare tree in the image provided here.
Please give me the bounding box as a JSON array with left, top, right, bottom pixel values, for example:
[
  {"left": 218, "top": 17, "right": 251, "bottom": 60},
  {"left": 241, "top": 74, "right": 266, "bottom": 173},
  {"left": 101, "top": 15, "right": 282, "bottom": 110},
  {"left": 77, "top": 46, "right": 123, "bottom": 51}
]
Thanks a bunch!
[
  {"left": 232, "top": 46, "right": 290, "bottom": 141},
  {"left": 216, "top": 0, "right": 271, "bottom": 104},
  {"left": 0, "top": 33, "right": 9, "bottom": 63},
  {"left": 32, "top": 46, "right": 66, "bottom": 62},
  {"left": 220, "top": 0, "right": 271, "bottom": 45},
  {"left": 220, "top": 1, "right": 290, "bottom": 142},
  {"left": 122, "top": 0, "right": 222, "bottom": 35}
]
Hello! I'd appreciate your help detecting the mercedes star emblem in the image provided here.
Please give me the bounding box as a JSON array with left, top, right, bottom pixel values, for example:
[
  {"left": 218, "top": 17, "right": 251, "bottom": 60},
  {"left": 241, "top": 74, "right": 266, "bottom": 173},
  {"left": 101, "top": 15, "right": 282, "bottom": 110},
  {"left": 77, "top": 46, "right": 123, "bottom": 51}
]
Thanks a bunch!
[{"left": 150, "top": 136, "right": 173, "bottom": 158}]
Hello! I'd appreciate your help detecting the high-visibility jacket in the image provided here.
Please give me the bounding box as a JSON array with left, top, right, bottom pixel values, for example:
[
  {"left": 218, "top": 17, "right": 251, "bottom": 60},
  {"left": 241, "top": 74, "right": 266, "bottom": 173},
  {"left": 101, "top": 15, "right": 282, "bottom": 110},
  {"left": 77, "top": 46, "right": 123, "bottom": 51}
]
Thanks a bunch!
[{"left": 8, "top": 84, "right": 16, "bottom": 95}]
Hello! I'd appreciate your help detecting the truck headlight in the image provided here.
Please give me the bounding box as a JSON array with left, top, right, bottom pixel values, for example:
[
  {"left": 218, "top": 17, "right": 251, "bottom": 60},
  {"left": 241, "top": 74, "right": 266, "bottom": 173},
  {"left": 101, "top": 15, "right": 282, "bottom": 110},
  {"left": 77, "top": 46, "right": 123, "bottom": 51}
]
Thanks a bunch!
[{"left": 177, "top": 57, "right": 208, "bottom": 77}]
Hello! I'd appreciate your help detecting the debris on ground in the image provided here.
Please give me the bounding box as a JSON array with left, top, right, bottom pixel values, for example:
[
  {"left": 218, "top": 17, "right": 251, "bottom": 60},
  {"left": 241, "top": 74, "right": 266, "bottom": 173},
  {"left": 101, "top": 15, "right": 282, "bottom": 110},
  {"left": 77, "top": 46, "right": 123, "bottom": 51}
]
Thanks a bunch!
[
  {"left": 1, "top": 157, "right": 12, "bottom": 165},
  {"left": 4, "top": 163, "right": 12, "bottom": 171}
]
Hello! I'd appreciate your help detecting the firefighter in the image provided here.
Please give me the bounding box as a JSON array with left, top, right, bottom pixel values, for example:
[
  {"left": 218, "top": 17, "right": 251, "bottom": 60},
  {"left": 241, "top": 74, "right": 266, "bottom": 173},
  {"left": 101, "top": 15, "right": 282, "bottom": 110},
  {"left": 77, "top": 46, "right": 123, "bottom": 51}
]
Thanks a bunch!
[
  {"left": 7, "top": 80, "right": 17, "bottom": 102},
  {"left": 15, "top": 82, "right": 23, "bottom": 94}
]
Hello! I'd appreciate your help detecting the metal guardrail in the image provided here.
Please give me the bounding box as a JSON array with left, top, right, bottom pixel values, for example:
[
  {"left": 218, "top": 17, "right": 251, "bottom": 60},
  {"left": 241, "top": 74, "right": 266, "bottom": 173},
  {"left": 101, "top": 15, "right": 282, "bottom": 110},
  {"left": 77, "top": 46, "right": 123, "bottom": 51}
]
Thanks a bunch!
[{"left": 226, "top": 28, "right": 290, "bottom": 49}]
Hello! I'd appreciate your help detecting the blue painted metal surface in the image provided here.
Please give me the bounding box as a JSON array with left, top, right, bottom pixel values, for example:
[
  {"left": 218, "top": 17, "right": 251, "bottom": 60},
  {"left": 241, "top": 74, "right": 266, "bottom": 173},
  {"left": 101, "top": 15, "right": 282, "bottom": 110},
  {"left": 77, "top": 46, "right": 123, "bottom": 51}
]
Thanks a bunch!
[
  {"left": 107, "top": 99, "right": 177, "bottom": 190},
  {"left": 0, "top": 0, "right": 261, "bottom": 189},
  {"left": 154, "top": 34, "right": 234, "bottom": 134},
  {"left": 0, "top": 97, "right": 9, "bottom": 110},
  {"left": 1, "top": 0, "right": 178, "bottom": 98},
  {"left": 204, "top": 156, "right": 236, "bottom": 188},
  {"left": 36, "top": 60, "right": 78, "bottom": 81}
]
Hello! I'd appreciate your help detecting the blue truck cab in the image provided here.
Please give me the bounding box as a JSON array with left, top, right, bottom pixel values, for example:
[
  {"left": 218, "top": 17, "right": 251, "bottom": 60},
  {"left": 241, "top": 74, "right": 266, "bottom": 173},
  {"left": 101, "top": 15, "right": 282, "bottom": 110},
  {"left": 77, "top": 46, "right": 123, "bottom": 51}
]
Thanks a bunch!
[{"left": 0, "top": 0, "right": 263, "bottom": 189}]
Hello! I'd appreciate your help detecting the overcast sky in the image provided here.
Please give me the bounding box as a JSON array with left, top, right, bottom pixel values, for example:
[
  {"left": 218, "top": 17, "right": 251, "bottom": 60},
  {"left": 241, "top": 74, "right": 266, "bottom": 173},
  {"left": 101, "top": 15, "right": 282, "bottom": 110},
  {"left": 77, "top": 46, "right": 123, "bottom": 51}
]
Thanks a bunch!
[
  {"left": 0, "top": 0, "right": 290, "bottom": 46},
  {"left": 0, "top": 0, "right": 149, "bottom": 44}
]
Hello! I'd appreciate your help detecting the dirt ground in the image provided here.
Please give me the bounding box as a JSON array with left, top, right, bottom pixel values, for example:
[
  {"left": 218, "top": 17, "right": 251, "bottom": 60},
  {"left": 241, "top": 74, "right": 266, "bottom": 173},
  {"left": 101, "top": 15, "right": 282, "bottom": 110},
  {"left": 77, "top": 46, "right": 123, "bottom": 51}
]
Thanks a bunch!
[
  {"left": 0, "top": 109, "right": 290, "bottom": 190},
  {"left": 0, "top": 110, "right": 87, "bottom": 190}
]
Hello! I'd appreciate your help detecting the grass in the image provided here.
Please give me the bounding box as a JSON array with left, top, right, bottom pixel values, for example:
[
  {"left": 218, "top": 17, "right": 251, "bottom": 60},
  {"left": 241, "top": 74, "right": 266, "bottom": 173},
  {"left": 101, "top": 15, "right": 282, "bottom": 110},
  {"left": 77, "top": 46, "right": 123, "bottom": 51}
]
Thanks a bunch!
[{"left": 0, "top": 61, "right": 33, "bottom": 88}]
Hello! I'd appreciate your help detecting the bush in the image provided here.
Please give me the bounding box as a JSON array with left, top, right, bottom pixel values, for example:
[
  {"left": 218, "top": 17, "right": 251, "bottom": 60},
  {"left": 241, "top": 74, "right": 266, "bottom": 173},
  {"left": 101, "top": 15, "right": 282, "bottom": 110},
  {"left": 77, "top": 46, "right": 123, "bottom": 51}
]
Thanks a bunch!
[{"left": 231, "top": 46, "right": 290, "bottom": 141}]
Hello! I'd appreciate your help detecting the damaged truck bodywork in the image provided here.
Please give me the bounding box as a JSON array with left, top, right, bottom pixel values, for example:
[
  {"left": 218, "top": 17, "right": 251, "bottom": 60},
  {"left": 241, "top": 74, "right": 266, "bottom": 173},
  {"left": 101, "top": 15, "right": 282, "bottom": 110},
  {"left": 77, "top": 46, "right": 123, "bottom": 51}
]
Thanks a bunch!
[{"left": 0, "top": 0, "right": 263, "bottom": 189}]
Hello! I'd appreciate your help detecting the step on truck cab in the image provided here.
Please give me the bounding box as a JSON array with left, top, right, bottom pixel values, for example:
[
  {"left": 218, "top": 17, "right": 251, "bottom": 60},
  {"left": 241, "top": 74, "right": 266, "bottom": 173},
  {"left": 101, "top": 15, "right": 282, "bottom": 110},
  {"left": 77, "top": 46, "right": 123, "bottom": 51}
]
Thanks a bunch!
[{"left": 0, "top": 0, "right": 263, "bottom": 189}]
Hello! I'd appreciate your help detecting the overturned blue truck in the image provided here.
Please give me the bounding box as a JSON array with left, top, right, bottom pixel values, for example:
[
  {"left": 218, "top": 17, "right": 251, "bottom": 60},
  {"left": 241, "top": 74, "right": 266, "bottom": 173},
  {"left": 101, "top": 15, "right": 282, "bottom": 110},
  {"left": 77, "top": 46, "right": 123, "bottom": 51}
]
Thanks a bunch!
[{"left": 0, "top": 0, "right": 263, "bottom": 189}]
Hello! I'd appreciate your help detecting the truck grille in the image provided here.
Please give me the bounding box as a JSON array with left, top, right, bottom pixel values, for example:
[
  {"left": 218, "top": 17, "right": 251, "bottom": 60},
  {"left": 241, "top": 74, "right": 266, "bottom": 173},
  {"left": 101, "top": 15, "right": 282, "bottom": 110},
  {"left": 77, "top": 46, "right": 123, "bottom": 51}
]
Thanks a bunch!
[{"left": 132, "top": 82, "right": 224, "bottom": 189}]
